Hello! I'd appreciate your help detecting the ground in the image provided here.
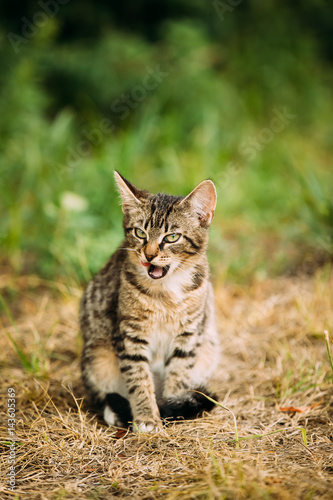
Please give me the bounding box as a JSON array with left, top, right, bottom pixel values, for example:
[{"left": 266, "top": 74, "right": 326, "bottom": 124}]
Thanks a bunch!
[{"left": 0, "top": 267, "right": 332, "bottom": 499}]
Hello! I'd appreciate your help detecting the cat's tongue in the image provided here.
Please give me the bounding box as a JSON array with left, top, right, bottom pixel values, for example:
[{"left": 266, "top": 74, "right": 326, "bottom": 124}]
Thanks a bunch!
[{"left": 149, "top": 264, "right": 163, "bottom": 279}]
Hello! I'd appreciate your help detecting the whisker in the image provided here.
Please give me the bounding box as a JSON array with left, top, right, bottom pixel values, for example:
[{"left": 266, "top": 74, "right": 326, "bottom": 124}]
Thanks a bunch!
[
  {"left": 176, "top": 259, "right": 191, "bottom": 266},
  {"left": 176, "top": 261, "right": 205, "bottom": 279},
  {"left": 176, "top": 265, "right": 194, "bottom": 280},
  {"left": 118, "top": 247, "right": 139, "bottom": 253},
  {"left": 176, "top": 257, "right": 203, "bottom": 267}
]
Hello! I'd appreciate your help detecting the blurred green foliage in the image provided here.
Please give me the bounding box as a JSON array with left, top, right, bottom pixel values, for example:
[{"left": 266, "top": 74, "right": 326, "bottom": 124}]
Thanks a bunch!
[{"left": 0, "top": 1, "right": 332, "bottom": 283}]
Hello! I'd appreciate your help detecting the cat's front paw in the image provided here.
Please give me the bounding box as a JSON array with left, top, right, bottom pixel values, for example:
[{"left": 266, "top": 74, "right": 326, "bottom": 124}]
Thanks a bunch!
[{"left": 133, "top": 417, "right": 162, "bottom": 434}]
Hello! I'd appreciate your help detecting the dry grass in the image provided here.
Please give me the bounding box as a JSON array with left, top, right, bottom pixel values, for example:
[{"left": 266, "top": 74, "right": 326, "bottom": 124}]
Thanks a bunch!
[{"left": 0, "top": 267, "right": 333, "bottom": 499}]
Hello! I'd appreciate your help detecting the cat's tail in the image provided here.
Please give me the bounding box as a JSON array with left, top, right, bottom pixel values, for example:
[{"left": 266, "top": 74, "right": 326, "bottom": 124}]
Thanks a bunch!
[{"left": 158, "top": 386, "right": 218, "bottom": 422}]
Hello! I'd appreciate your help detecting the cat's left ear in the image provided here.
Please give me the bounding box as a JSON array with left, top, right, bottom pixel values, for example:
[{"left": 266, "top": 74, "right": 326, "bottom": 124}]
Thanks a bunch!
[
  {"left": 181, "top": 180, "right": 217, "bottom": 227},
  {"left": 114, "top": 171, "right": 148, "bottom": 213}
]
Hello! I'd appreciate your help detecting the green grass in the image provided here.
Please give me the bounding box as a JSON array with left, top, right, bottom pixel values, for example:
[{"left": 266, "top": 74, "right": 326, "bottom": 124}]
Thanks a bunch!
[
  {"left": 0, "top": 19, "right": 332, "bottom": 283},
  {"left": 0, "top": 293, "right": 51, "bottom": 377}
]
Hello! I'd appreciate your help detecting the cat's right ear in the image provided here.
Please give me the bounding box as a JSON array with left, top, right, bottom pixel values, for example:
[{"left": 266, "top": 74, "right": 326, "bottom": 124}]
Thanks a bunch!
[
  {"left": 180, "top": 180, "right": 217, "bottom": 227},
  {"left": 114, "top": 171, "right": 146, "bottom": 213}
]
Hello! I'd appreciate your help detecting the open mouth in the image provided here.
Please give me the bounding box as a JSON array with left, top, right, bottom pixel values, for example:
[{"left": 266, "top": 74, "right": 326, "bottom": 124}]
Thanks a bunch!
[{"left": 148, "top": 264, "right": 170, "bottom": 280}]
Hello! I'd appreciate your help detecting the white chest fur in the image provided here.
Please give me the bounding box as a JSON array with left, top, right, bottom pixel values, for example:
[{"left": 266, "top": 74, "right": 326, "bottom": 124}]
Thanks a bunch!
[
  {"left": 147, "top": 316, "right": 178, "bottom": 398},
  {"left": 161, "top": 268, "right": 187, "bottom": 300}
]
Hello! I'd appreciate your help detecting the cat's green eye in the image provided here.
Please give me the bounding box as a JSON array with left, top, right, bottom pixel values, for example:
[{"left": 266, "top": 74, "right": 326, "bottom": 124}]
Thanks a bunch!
[
  {"left": 164, "top": 233, "right": 181, "bottom": 243},
  {"left": 134, "top": 228, "right": 147, "bottom": 239}
]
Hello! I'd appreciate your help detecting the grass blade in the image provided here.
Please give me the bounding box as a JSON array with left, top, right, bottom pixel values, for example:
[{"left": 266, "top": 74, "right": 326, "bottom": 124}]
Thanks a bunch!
[
  {"left": 1, "top": 294, "right": 35, "bottom": 373},
  {"left": 0, "top": 294, "right": 17, "bottom": 330},
  {"left": 196, "top": 391, "right": 309, "bottom": 448},
  {"left": 324, "top": 330, "right": 333, "bottom": 372},
  {"left": 6, "top": 331, "right": 33, "bottom": 372},
  {"left": 298, "top": 427, "right": 308, "bottom": 446},
  {"left": 227, "top": 428, "right": 286, "bottom": 443},
  {"left": 194, "top": 391, "right": 239, "bottom": 448}
]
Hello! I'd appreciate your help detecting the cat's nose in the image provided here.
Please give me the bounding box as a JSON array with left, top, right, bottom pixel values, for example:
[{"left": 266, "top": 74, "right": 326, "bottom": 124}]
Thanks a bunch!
[
  {"left": 144, "top": 242, "right": 159, "bottom": 262},
  {"left": 145, "top": 253, "right": 156, "bottom": 262}
]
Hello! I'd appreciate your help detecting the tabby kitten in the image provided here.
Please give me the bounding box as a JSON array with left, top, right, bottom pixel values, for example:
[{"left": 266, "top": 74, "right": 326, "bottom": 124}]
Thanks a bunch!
[{"left": 80, "top": 171, "right": 220, "bottom": 432}]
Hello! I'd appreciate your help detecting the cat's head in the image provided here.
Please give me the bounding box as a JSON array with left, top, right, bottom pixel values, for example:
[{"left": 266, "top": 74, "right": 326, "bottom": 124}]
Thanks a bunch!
[{"left": 114, "top": 171, "right": 216, "bottom": 282}]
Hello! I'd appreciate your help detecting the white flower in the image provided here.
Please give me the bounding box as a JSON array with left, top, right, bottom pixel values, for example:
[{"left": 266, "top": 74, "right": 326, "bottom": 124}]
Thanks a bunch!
[{"left": 60, "top": 192, "right": 88, "bottom": 212}]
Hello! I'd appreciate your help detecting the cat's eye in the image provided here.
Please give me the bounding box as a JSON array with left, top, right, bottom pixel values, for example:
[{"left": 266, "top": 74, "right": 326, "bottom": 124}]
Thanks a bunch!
[
  {"left": 164, "top": 233, "right": 181, "bottom": 243},
  {"left": 134, "top": 228, "right": 147, "bottom": 239}
]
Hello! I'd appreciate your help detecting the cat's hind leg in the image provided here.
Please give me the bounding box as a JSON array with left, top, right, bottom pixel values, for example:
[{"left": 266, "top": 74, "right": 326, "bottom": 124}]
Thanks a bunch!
[
  {"left": 158, "top": 386, "right": 217, "bottom": 422},
  {"left": 82, "top": 346, "right": 131, "bottom": 427},
  {"left": 104, "top": 393, "right": 133, "bottom": 427}
]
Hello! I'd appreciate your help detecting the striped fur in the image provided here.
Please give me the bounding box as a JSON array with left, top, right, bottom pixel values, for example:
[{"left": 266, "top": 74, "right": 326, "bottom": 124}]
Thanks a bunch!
[{"left": 80, "top": 171, "right": 220, "bottom": 431}]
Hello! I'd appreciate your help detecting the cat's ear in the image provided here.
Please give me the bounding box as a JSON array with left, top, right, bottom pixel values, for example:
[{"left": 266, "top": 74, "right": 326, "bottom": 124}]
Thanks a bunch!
[
  {"left": 181, "top": 180, "right": 217, "bottom": 227},
  {"left": 114, "top": 171, "right": 147, "bottom": 213}
]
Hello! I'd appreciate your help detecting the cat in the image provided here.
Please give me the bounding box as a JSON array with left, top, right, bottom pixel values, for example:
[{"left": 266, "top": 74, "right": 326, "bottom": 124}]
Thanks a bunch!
[{"left": 79, "top": 171, "right": 220, "bottom": 432}]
